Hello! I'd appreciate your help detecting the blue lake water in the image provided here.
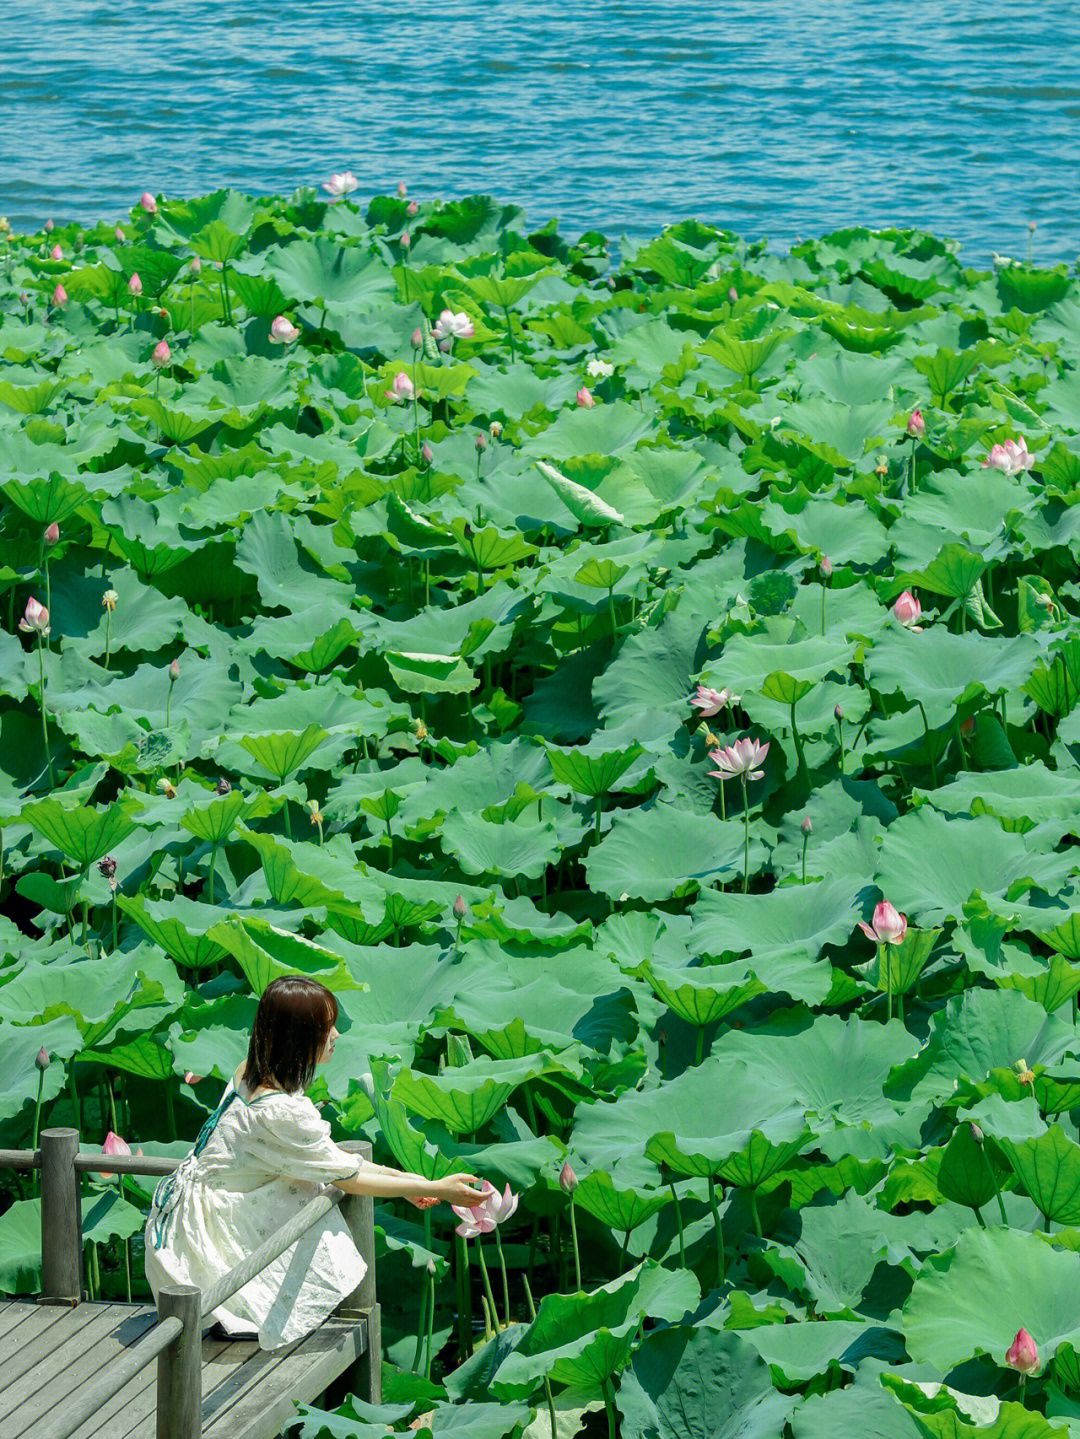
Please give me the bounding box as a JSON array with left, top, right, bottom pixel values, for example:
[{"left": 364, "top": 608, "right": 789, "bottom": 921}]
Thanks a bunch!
[{"left": 3, "top": 0, "right": 1079, "bottom": 264}]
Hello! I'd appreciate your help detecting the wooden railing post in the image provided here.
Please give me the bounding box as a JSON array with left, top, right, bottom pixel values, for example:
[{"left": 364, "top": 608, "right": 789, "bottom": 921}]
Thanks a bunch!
[
  {"left": 336, "top": 1140, "right": 381, "bottom": 1404},
  {"left": 156, "top": 1285, "right": 202, "bottom": 1439},
  {"left": 37, "top": 1128, "right": 83, "bottom": 1307}
]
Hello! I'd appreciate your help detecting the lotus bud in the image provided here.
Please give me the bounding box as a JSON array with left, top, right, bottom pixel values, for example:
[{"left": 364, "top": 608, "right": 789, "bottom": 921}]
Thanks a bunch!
[
  {"left": 426, "top": 1256, "right": 437, "bottom": 1276},
  {"left": 411, "top": 327, "right": 424, "bottom": 349},
  {"left": 50, "top": 244, "right": 63, "bottom": 262},
  {"left": 216, "top": 777, "right": 232, "bottom": 795},
  {"left": 490, "top": 420, "right": 503, "bottom": 439},
  {"left": 858, "top": 900, "right": 908, "bottom": 946},
  {"left": 184, "top": 1071, "right": 202, "bottom": 1085},
  {"left": 35, "top": 1047, "right": 51, "bottom": 1071},
  {"left": 115, "top": 227, "right": 126, "bottom": 243},
  {"left": 801, "top": 815, "right": 812, "bottom": 834},
  {"left": 400, "top": 230, "right": 411, "bottom": 249},
  {"left": 407, "top": 200, "right": 419, "bottom": 216},
  {"left": 73, "top": 232, "right": 84, "bottom": 253},
  {"left": 45, "top": 217, "right": 54, "bottom": 233},
  {"left": 190, "top": 255, "right": 202, "bottom": 274},
  {"left": 152, "top": 339, "right": 171, "bottom": 367},
  {"left": 1005, "top": 1328, "right": 1039, "bottom": 1374},
  {"left": 834, "top": 704, "right": 844, "bottom": 720},
  {"left": 893, "top": 590, "right": 922, "bottom": 627},
  {"left": 102, "top": 589, "right": 118, "bottom": 611},
  {"left": 960, "top": 715, "right": 976, "bottom": 736},
  {"left": 269, "top": 314, "right": 300, "bottom": 344},
  {"left": 18, "top": 596, "right": 50, "bottom": 636},
  {"left": 168, "top": 658, "right": 180, "bottom": 681},
  {"left": 128, "top": 272, "right": 142, "bottom": 297},
  {"left": 157, "top": 777, "right": 177, "bottom": 799},
  {"left": 969, "top": 1122, "right": 984, "bottom": 1143},
  {"left": 906, "top": 409, "right": 926, "bottom": 438},
  {"left": 576, "top": 386, "right": 595, "bottom": 408},
  {"left": 421, "top": 442, "right": 433, "bottom": 464},
  {"left": 139, "top": 191, "right": 158, "bottom": 214},
  {"left": 52, "top": 282, "right": 68, "bottom": 308},
  {"left": 19, "top": 291, "right": 30, "bottom": 307},
  {"left": 98, "top": 855, "right": 117, "bottom": 879},
  {"left": 453, "top": 894, "right": 467, "bottom": 919},
  {"left": 559, "top": 1159, "right": 579, "bottom": 1193},
  {"left": 728, "top": 286, "right": 738, "bottom": 302},
  {"left": 820, "top": 555, "right": 832, "bottom": 578},
  {"left": 1029, "top": 220, "right": 1037, "bottom": 234},
  {"left": 44, "top": 522, "right": 60, "bottom": 546},
  {"left": 475, "top": 431, "right": 487, "bottom": 452},
  {"left": 397, "top": 181, "right": 408, "bottom": 197},
  {"left": 386, "top": 371, "right": 415, "bottom": 403}
]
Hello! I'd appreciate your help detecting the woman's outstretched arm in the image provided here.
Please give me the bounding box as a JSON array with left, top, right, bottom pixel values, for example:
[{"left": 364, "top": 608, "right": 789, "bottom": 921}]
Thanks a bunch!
[{"left": 330, "top": 1163, "right": 486, "bottom": 1206}]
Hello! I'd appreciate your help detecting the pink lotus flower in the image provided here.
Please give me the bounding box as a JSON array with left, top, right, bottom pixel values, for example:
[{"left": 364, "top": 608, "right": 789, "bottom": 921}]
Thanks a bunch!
[
  {"left": 893, "top": 591, "right": 922, "bottom": 629},
  {"left": 19, "top": 596, "right": 50, "bottom": 637},
  {"left": 432, "top": 308, "right": 474, "bottom": 341},
  {"left": 820, "top": 555, "right": 833, "bottom": 578},
  {"left": 407, "top": 200, "right": 419, "bottom": 216},
  {"left": 411, "top": 327, "right": 423, "bottom": 348},
  {"left": 269, "top": 315, "right": 300, "bottom": 345},
  {"left": 385, "top": 371, "right": 415, "bottom": 403},
  {"left": 559, "top": 1160, "right": 578, "bottom": 1193},
  {"left": 397, "top": 181, "right": 408, "bottom": 198},
  {"left": 139, "top": 192, "right": 158, "bottom": 214},
  {"left": 400, "top": 230, "right": 411, "bottom": 249},
  {"left": 983, "top": 437, "right": 1034, "bottom": 475},
  {"left": 858, "top": 900, "right": 908, "bottom": 946},
  {"left": 1005, "top": 1328, "right": 1039, "bottom": 1374},
  {"left": 115, "top": 227, "right": 126, "bottom": 243},
  {"left": 728, "top": 286, "right": 738, "bottom": 303},
  {"left": 422, "top": 443, "right": 434, "bottom": 464},
  {"left": 708, "top": 737, "right": 770, "bottom": 783},
  {"left": 152, "top": 339, "right": 170, "bottom": 367},
  {"left": 50, "top": 244, "right": 63, "bottom": 262},
  {"left": 52, "top": 283, "right": 68, "bottom": 308},
  {"left": 169, "top": 658, "right": 180, "bottom": 681},
  {"left": 190, "top": 255, "right": 202, "bottom": 275},
  {"left": 906, "top": 410, "right": 926, "bottom": 438},
  {"left": 576, "top": 387, "right": 595, "bottom": 408},
  {"left": 691, "top": 684, "right": 740, "bottom": 716},
  {"left": 94, "top": 1130, "right": 144, "bottom": 1178},
  {"left": 451, "top": 1179, "right": 519, "bottom": 1237},
  {"left": 44, "top": 522, "right": 60, "bottom": 546},
  {"left": 128, "top": 272, "right": 142, "bottom": 297},
  {"left": 323, "top": 171, "right": 359, "bottom": 198}
]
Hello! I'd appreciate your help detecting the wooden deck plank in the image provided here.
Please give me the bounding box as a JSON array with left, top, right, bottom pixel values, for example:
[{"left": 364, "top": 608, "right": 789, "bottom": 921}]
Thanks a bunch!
[
  {"left": 0, "top": 1297, "right": 70, "bottom": 1346},
  {"left": 2, "top": 1306, "right": 155, "bottom": 1439},
  {"left": 0, "top": 1304, "right": 139, "bottom": 1423},
  {"left": 0, "top": 1299, "right": 112, "bottom": 1396}
]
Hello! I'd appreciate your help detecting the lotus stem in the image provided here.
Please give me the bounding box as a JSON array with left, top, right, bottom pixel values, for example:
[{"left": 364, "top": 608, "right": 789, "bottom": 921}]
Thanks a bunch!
[
  {"left": 981, "top": 1147, "right": 1008, "bottom": 1225},
  {"left": 741, "top": 776, "right": 749, "bottom": 893},
  {"left": 503, "top": 305, "right": 516, "bottom": 361},
  {"left": 522, "top": 1274, "right": 560, "bottom": 1439},
  {"left": 974, "top": 1207, "right": 986, "bottom": 1227},
  {"left": 748, "top": 1186, "right": 763, "bottom": 1238},
  {"left": 31, "top": 1065, "right": 45, "bottom": 1197},
  {"left": 790, "top": 701, "right": 806, "bottom": 777},
  {"left": 707, "top": 1174, "right": 725, "bottom": 1282},
  {"left": 455, "top": 1232, "right": 472, "bottom": 1359},
  {"left": 208, "top": 842, "right": 219, "bottom": 903},
  {"left": 104, "top": 608, "right": 113, "bottom": 669},
  {"left": 164, "top": 1082, "right": 177, "bottom": 1141},
  {"left": 492, "top": 1225, "right": 512, "bottom": 1325},
  {"left": 820, "top": 583, "right": 826, "bottom": 636},
  {"left": 801, "top": 832, "right": 808, "bottom": 885},
  {"left": 68, "top": 1057, "right": 81, "bottom": 1130},
  {"left": 111, "top": 889, "right": 118, "bottom": 949},
  {"left": 474, "top": 1238, "right": 501, "bottom": 1331},
  {"left": 601, "top": 1377, "right": 617, "bottom": 1439},
  {"left": 479, "top": 1292, "right": 493, "bottom": 1342},
  {"left": 568, "top": 1192, "right": 582, "bottom": 1291},
  {"left": 667, "top": 1179, "right": 687, "bottom": 1269},
  {"left": 37, "top": 638, "right": 55, "bottom": 786},
  {"left": 835, "top": 712, "right": 845, "bottom": 773},
  {"left": 619, "top": 1226, "right": 632, "bottom": 1267},
  {"left": 695, "top": 1027, "right": 705, "bottom": 1066},
  {"left": 425, "top": 1264, "right": 436, "bottom": 1378},
  {"left": 953, "top": 714, "right": 968, "bottom": 769},
  {"left": 718, "top": 776, "right": 726, "bottom": 822},
  {"left": 594, "top": 793, "right": 603, "bottom": 841},
  {"left": 89, "top": 1240, "right": 100, "bottom": 1300},
  {"left": 916, "top": 701, "right": 938, "bottom": 788},
  {"left": 411, "top": 1277, "right": 428, "bottom": 1371},
  {"left": 878, "top": 944, "right": 891, "bottom": 1022}
]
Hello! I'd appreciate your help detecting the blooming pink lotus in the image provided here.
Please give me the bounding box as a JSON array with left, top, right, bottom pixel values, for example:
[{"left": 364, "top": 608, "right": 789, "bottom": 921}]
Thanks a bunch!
[
  {"left": 893, "top": 591, "right": 923, "bottom": 630},
  {"left": 858, "top": 900, "right": 907, "bottom": 945},
  {"left": 906, "top": 410, "right": 926, "bottom": 438},
  {"left": 576, "top": 387, "right": 595, "bottom": 408},
  {"left": 451, "top": 1179, "right": 519, "bottom": 1237},
  {"left": 19, "top": 596, "right": 50, "bottom": 637},
  {"left": 708, "top": 737, "right": 769, "bottom": 783},
  {"left": 139, "top": 191, "right": 158, "bottom": 214},
  {"left": 323, "top": 171, "right": 359, "bottom": 199},
  {"left": 432, "top": 308, "right": 475, "bottom": 341},
  {"left": 1005, "top": 1328, "right": 1039, "bottom": 1374},
  {"left": 128, "top": 272, "right": 142, "bottom": 297},
  {"left": 49, "top": 244, "right": 63, "bottom": 262},
  {"left": 269, "top": 315, "right": 300, "bottom": 345},
  {"left": 94, "top": 1130, "right": 144, "bottom": 1178},
  {"left": 690, "top": 684, "right": 740, "bottom": 716},
  {"left": 385, "top": 371, "right": 415, "bottom": 403},
  {"left": 983, "top": 437, "right": 1034, "bottom": 476},
  {"left": 152, "top": 339, "right": 170, "bottom": 367},
  {"left": 52, "top": 283, "right": 68, "bottom": 308}
]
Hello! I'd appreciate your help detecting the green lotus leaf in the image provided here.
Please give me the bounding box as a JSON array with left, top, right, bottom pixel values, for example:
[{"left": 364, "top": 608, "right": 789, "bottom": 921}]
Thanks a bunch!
[
  {"left": 936, "top": 1119, "right": 1001, "bottom": 1212},
  {"left": 3, "top": 472, "right": 89, "bottom": 525},
  {"left": 628, "top": 957, "right": 765, "bottom": 1028},
  {"left": 207, "top": 915, "right": 362, "bottom": 996},
  {"left": 618, "top": 1325, "right": 795, "bottom": 1439},
  {"left": 534, "top": 461, "right": 626, "bottom": 526},
  {"left": 997, "top": 1124, "right": 1080, "bottom": 1225},
  {"left": 490, "top": 1260, "right": 699, "bottom": 1396},
  {"left": 178, "top": 789, "right": 250, "bottom": 845},
  {"left": 439, "top": 808, "right": 561, "bottom": 880},
  {"left": 81, "top": 1035, "right": 175, "bottom": 1081},
  {"left": 259, "top": 237, "right": 397, "bottom": 305},
  {"left": 116, "top": 894, "right": 230, "bottom": 970},
  {"left": 883, "top": 1370, "right": 1069, "bottom": 1439},
  {"left": 571, "top": 1170, "right": 671, "bottom": 1232},
  {"left": 238, "top": 722, "right": 330, "bottom": 781},
  {"left": 0, "top": 1015, "right": 85, "bottom": 1132},
  {"left": 385, "top": 651, "right": 479, "bottom": 695},
  {"left": 585, "top": 806, "right": 756, "bottom": 902},
  {"left": 391, "top": 1054, "right": 546, "bottom": 1134},
  {"left": 545, "top": 742, "right": 643, "bottom": 797},
  {"left": 0, "top": 1190, "right": 145, "bottom": 1295},
  {"left": 21, "top": 795, "right": 140, "bottom": 867}
]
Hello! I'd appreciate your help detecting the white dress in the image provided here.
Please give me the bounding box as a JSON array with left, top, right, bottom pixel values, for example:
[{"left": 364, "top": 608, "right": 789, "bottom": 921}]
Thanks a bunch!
[{"left": 143, "top": 1076, "right": 367, "bottom": 1350}]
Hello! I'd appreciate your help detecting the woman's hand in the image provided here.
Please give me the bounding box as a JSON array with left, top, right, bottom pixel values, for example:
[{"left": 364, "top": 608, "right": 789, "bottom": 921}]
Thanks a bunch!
[
  {"left": 435, "top": 1172, "right": 487, "bottom": 1207},
  {"left": 406, "top": 1195, "right": 441, "bottom": 1209}
]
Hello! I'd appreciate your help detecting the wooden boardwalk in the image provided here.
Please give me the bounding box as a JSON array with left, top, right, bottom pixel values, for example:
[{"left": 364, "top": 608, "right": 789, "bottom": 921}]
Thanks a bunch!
[{"left": 0, "top": 1297, "right": 370, "bottom": 1439}]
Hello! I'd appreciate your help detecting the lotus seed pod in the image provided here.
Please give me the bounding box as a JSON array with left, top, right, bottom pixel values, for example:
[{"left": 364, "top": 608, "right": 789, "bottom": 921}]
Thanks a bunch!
[
  {"left": 98, "top": 855, "right": 117, "bottom": 879},
  {"left": 489, "top": 421, "right": 502, "bottom": 438},
  {"left": 215, "top": 777, "right": 232, "bottom": 795},
  {"left": 102, "top": 589, "right": 118, "bottom": 610}
]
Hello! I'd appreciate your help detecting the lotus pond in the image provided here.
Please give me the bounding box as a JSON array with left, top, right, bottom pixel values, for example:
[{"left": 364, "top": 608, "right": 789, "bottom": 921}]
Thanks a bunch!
[{"left": 5, "top": 187, "right": 1080, "bottom": 1439}]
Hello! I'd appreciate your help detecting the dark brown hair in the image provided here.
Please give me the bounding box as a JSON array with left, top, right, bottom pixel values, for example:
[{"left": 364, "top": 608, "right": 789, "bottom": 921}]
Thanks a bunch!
[{"left": 244, "top": 976, "right": 338, "bottom": 1095}]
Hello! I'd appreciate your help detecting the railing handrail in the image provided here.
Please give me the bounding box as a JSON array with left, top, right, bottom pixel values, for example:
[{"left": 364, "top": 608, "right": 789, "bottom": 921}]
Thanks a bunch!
[
  {"left": 1, "top": 1146, "right": 184, "bottom": 1176},
  {"left": 22, "top": 1312, "right": 186, "bottom": 1439}
]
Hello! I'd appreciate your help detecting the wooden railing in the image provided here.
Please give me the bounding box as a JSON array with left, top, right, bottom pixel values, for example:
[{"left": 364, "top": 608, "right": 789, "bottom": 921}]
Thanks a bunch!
[{"left": 0, "top": 1126, "right": 380, "bottom": 1439}]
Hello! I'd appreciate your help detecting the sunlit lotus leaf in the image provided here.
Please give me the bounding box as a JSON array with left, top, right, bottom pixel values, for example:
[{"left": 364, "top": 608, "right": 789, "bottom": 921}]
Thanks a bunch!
[
  {"left": 392, "top": 1054, "right": 546, "bottom": 1134},
  {"left": 385, "top": 651, "right": 479, "bottom": 695},
  {"left": 586, "top": 806, "right": 758, "bottom": 902},
  {"left": 544, "top": 741, "right": 643, "bottom": 798},
  {"left": 0, "top": 1191, "right": 145, "bottom": 1295},
  {"left": 533, "top": 461, "right": 626, "bottom": 527},
  {"left": 3, "top": 472, "right": 89, "bottom": 525},
  {"left": 259, "top": 237, "right": 397, "bottom": 305},
  {"left": 996, "top": 1125, "right": 1080, "bottom": 1226},
  {"left": 21, "top": 796, "right": 140, "bottom": 867},
  {"left": 238, "top": 723, "right": 330, "bottom": 781},
  {"left": 439, "top": 808, "right": 561, "bottom": 879},
  {"left": 234, "top": 508, "right": 355, "bottom": 612},
  {"left": 625, "top": 957, "right": 764, "bottom": 1029},
  {"left": 490, "top": 1260, "right": 699, "bottom": 1396},
  {"left": 207, "top": 915, "right": 362, "bottom": 995},
  {"left": 117, "top": 894, "right": 230, "bottom": 970},
  {"left": 81, "top": 1035, "right": 175, "bottom": 1081},
  {"left": 884, "top": 1373, "right": 1068, "bottom": 1439}
]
